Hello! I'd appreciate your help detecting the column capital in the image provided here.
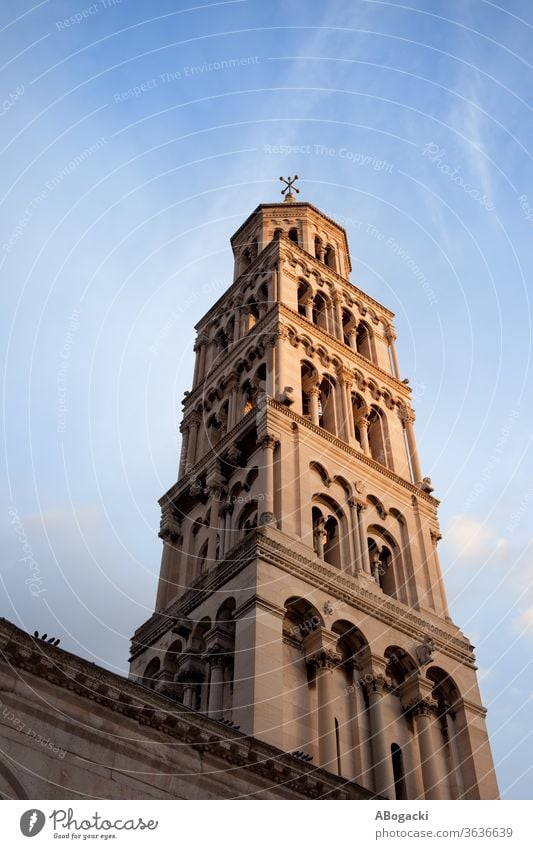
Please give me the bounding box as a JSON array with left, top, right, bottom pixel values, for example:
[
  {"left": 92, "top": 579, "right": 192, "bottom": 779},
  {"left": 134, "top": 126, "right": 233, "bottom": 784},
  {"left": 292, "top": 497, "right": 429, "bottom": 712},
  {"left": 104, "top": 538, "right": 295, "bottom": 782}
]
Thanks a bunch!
[
  {"left": 184, "top": 411, "right": 201, "bottom": 428},
  {"left": 202, "top": 649, "right": 230, "bottom": 669},
  {"left": 307, "top": 648, "right": 341, "bottom": 671},
  {"left": 336, "top": 365, "right": 354, "bottom": 385},
  {"left": 258, "top": 433, "right": 279, "bottom": 451},
  {"left": 224, "top": 371, "right": 240, "bottom": 391},
  {"left": 385, "top": 324, "right": 397, "bottom": 342},
  {"left": 398, "top": 404, "right": 416, "bottom": 424},
  {"left": 430, "top": 528, "right": 442, "bottom": 544},
  {"left": 175, "top": 653, "right": 205, "bottom": 684},
  {"left": 226, "top": 444, "right": 242, "bottom": 465},
  {"left": 275, "top": 323, "right": 290, "bottom": 341},
  {"left": 220, "top": 500, "right": 235, "bottom": 517},
  {"left": 364, "top": 673, "right": 391, "bottom": 695},
  {"left": 404, "top": 696, "right": 439, "bottom": 718},
  {"left": 159, "top": 503, "right": 182, "bottom": 544}
]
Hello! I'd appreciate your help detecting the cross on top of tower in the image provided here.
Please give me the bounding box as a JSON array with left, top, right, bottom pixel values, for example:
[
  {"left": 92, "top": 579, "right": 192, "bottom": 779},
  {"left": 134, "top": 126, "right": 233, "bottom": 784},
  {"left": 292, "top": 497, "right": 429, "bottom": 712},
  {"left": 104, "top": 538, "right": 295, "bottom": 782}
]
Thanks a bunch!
[{"left": 279, "top": 175, "right": 300, "bottom": 201}]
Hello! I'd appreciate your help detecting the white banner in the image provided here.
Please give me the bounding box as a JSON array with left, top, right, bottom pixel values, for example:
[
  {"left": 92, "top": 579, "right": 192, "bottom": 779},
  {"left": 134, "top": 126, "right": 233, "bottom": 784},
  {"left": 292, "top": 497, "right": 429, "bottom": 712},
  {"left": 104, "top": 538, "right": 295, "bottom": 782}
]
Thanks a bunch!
[{"left": 1, "top": 800, "right": 529, "bottom": 848}]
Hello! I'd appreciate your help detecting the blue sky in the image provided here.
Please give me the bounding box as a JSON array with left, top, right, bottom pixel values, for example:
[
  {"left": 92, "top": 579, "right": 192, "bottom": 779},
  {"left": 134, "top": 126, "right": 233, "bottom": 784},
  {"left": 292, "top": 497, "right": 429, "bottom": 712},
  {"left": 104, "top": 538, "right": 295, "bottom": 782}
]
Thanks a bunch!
[{"left": 0, "top": 0, "right": 532, "bottom": 799}]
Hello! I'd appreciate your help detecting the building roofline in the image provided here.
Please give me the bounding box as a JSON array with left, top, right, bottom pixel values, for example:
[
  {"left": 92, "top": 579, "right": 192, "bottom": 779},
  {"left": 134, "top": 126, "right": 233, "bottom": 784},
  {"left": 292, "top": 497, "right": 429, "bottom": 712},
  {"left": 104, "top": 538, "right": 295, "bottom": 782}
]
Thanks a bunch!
[{"left": 229, "top": 201, "right": 351, "bottom": 246}]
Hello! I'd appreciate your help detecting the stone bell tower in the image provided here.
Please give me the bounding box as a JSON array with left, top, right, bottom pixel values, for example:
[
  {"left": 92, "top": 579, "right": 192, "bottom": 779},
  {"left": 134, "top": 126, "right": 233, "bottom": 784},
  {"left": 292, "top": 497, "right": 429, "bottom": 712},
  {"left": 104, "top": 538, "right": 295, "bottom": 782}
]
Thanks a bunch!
[{"left": 129, "top": 179, "right": 499, "bottom": 800}]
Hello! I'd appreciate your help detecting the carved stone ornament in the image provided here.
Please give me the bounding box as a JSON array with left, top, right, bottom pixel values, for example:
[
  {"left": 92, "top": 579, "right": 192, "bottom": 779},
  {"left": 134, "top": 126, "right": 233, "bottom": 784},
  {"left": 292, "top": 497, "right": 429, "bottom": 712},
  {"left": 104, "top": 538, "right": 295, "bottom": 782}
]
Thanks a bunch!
[
  {"left": 259, "top": 511, "right": 277, "bottom": 528},
  {"left": 308, "top": 648, "right": 341, "bottom": 671},
  {"left": 415, "top": 637, "right": 435, "bottom": 667}
]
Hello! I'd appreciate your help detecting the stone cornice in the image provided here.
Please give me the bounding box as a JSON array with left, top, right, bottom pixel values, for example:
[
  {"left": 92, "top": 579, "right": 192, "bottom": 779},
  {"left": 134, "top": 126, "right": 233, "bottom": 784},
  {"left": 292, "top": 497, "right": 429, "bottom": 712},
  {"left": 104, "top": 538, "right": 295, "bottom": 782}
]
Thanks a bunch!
[
  {"left": 0, "top": 618, "right": 375, "bottom": 800},
  {"left": 184, "top": 307, "right": 278, "bottom": 411},
  {"left": 161, "top": 395, "right": 438, "bottom": 512},
  {"left": 229, "top": 201, "right": 351, "bottom": 256},
  {"left": 130, "top": 531, "right": 474, "bottom": 669},
  {"left": 160, "top": 406, "right": 258, "bottom": 506},
  {"left": 194, "top": 239, "right": 279, "bottom": 332},
  {"left": 267, "top": 399, "right": 439, "bottom": 507},
  {"left": 278, "top": 234, "right": 393, "bottom": 319},
  {"left": 278, "top": 303, "right": 411, "bottom": 399}
]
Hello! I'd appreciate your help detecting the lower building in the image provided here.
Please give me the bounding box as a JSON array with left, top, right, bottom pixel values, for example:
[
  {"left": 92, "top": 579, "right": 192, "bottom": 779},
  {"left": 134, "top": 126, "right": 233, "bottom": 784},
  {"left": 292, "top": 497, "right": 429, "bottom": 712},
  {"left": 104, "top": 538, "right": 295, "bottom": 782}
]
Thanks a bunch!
[{"left": 0, "top": 619, "right": 372, "bottom": 800}]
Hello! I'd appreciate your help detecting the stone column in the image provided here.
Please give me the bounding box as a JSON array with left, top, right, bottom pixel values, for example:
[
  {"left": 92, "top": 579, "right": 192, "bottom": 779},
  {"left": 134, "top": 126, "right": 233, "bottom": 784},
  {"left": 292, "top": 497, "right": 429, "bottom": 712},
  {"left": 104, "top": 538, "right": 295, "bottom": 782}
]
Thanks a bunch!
[
  {"left": 176, "top": 654, "right": 204, "bottom": 711},
  {"left": 307, "top": 646, "right": 341, "bottom": 771},
  {"left": 411, "top": 698, "right": 445, "bottom": 800},
  {"left": 302, "top": 626, "right": 342, "bottom": 771},
  {"left": 206, "top": 473, "right": 225, "bottom": 565},
  {"left": 333, "top": 291, "right": 344, "bottom": 341},
  {"left": 358, "top": 418, "right": 371, "bottom": 457},
  {"left": 227, "top": 375, "right": 240, "bottom": 430},
  {"left": 386, "top": 325, "right": 401, "bottom": 379},
  {"left": 233, "top": 309, "right": 241, "bottom": 343},
  {"left": 178, "top": 424, "right": 190, "bottom": 479},
  {"left": 308, "top": 386, "right": 320, "bottom": 425},
  {"left": 366, "top": 674, "right": 395, "bottom": 797},
  {"left": 430, "top": 529, "right": 451, "bottom": 620},
  {"left": 156, "top": 506, "right": 182, "bottom": 610},
  {"left": 220, "top": 502, "right": 234, "bottom": 558},
  {"left": 336, "top": 367, "right": 355, "bottom": 444},
  {"left": 356, "top": 502, "right": 372, "bottom": 575},
  {"left": 348, "top": 498, "right": 361, "bottom": 576},
  {"left": 258, "top": 433, "right": 278, "bottom": 526},
  {"left": 186, "top": 415, "right": 200, "bottom": 471},
  {"left": 304, "top": 297, "right": 313, "bottom": 322},
  {"left": 313, "top": 516, "right": 328, "bottom": 560},
  {"left": 192, "top": 341, "right": 201, "bottom": 385},
  {"left": 347, "top": 329, "right": 357, "bottom": 352},
  {"left": 275, "top": 326, "right": 289, "bottom": 400},
  {"left": 205, "top": 653, "right": 228, "bottom": 720},
  {"left": 401, "top": 407, "right": 423, "bottom": 483},
  {"left": 445, "top": 712, "right": 465, "bottom": 799}
]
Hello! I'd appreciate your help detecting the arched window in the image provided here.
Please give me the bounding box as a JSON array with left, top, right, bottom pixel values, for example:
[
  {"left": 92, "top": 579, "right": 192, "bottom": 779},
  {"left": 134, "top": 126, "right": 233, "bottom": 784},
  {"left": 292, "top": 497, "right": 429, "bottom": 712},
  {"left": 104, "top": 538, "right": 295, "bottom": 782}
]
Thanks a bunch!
[
  {"left": 355, "top": 321, "right": 373, "bottom": 360},
  {"left": 335, "top": 717, "right": 342, "bottom": 776},
  {"left": 318, "top": 375, "right": 336, "bottom": 434},
  {"left": 298, "top": 281, "right": 312, "bottom": 318},
  {"left": 312, "top": 505, "right": 343, "bottom": 570},
  {"left": 391, "top": 744, "right": 407, "bottom": 799},
  {"left": 198, "top": 540, "right": 209, "bottom": 574},
  {"left": 143, "top": 657, "right": 161, "bottom": 690},
  {"left": 312, "top": 293, "right": 329, "bottom": 331},
  {"left": 288, "top": 227, "right": 299, "bottom": 244},
  {"left": 207, "top": 413, "right": 223, "bottom": 447},
  {"left": 247, "top": 303, "right": 260, "bottom": 330},
  {"left": 368, "top": 533, "right": 402, "bottom": 599},
  {"left": 301, "top": 361, "right": 319, "bottom": 420},
  {"left": 258, "top": 281, "right": 269, "bottom": 314},
  {"left": 237, "top": 500, "right": 258, "bottom": 533},
  {"left": 240, "top": 248, "right": 252, "bottom": 273},
  {"left": 428, "top": 668, "right": 465, "bottom": 799},
  {"left": 324, "top": 244, "right": 336, "bottom": 270},
  {"left": 342, "top": 309, "right": 355, "bottom": 347},
  {"left": 242, "top": 379, "right": 257, "bottom": 415},
  {"left": 367, "top": 406, "right": 393, "bottom": 469},
  {"left": 324, "top": 514, "right": 342, "bottom": 569},
  {"left": 352, "top": 393, "right": 366, "bottom": 448},
  {"left": 215, "top": 328, "right": 229, "bottom": 353}
]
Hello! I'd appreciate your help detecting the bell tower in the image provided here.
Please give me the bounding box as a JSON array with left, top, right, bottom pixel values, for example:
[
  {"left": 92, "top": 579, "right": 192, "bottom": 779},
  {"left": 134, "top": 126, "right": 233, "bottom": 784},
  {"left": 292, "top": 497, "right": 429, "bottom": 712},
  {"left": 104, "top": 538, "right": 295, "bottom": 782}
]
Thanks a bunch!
[{"left": 129, "top": 181, "right": 499, "bottom": 800}]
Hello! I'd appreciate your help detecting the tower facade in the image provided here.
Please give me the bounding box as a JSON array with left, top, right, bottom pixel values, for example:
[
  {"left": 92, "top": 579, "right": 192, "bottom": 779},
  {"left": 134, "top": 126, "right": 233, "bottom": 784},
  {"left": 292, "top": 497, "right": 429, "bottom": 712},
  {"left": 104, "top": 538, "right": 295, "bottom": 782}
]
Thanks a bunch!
[{"left": 129, "top": 191, "right": 499, "bottom": 800}]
